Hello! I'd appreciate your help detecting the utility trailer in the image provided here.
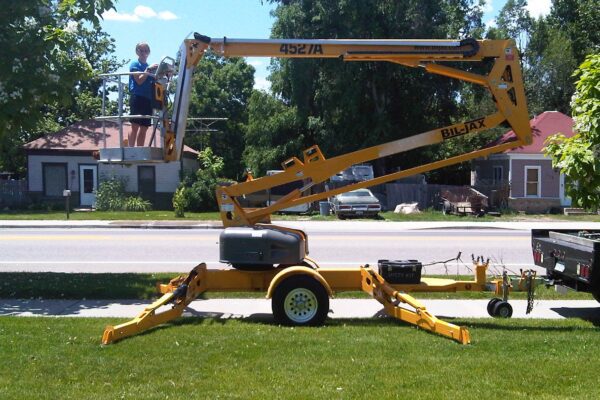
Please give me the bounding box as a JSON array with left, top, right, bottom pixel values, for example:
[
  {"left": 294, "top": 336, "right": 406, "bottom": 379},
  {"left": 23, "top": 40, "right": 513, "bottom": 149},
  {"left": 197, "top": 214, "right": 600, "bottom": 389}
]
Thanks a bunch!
[
  {"left": 102, "top": 226, "right": 537, "bottom": 345},
  {"left": 440, "top": 187, "right": 488, "bottom": 216},
  {"left": 532, "top": 229, "right": 600, "bottom": 302},
  {"left": 97, "top": 32, "right": 535, "bottom": 345}
]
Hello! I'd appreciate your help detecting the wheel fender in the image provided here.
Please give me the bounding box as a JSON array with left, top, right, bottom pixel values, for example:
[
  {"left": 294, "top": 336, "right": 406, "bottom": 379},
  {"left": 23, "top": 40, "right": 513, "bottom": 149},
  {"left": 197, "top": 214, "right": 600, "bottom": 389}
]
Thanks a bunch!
[{"left": 266, "top": 266, "right": 332, "bottom": 299}]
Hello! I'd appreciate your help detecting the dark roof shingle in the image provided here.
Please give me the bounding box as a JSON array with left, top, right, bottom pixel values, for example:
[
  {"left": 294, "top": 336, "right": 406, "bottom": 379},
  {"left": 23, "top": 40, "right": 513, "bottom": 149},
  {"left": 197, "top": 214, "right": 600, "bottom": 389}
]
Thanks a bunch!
[{"left": 24, "top": 119, "right": 198, "bottom": 155}]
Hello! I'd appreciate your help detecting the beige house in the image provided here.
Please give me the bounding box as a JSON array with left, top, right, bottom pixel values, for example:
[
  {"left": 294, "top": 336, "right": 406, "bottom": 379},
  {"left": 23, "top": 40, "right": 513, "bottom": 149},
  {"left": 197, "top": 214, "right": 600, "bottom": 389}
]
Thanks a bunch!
[{"left": 23, "top": 120, "right": 199, "bottom": 209}]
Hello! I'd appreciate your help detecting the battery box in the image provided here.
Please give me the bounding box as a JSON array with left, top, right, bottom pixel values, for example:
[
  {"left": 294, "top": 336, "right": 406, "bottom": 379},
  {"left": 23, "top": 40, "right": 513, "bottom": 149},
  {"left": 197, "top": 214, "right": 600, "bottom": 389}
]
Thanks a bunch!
[{"left": 378, "top": 259, "right": 422, "bottom": 284}]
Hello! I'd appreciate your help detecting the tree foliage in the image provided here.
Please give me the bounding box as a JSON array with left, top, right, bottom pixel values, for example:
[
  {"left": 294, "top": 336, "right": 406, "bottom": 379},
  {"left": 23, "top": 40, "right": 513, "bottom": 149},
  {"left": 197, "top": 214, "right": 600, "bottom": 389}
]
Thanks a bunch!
[
  {"left": 243, "top": 90, "right": 304, "bottom": 176},
  {"left": 256, "top": 0, "right": 488, "bottom": 182},
  {"left": 550, "top": 0, "right": 600, "bottom": 63},
  {"left": 0, "top": 1, "right": 118, "bottom": 176},
  {"left": 544, "top": 54, "right": 600, "bottom": 210},
  {"left": 186, "top": 52, "right": 255, "bottom": 179},
  {"left": 0, "top": 1, "right": 114, "bottom": 136},
  {"left": 175, "top": 147, "right": 231, "bottom": 212}
]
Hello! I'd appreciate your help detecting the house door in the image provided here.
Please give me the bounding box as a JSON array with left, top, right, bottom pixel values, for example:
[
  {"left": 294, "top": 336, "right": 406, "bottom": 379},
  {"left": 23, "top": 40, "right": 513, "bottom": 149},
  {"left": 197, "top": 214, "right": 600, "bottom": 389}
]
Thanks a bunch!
[
  {"left": 559, "top": 173, "right": 572, "bottom": 206},
  {"left": 79, "top": 165, "right": 97, "bottom": 207}
]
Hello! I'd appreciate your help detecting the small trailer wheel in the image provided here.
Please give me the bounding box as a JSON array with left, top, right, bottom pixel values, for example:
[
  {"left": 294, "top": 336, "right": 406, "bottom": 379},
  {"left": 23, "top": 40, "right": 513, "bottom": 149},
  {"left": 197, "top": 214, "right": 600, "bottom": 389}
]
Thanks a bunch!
[
  {"left": 272, "top": 275, "right": 329, "bottom": 326},
  {"left": 492, "top": 301, "right": 513, "bottom": 318},
  {"left": 487, "top": 298, "right": 502, "bottom": 317}
]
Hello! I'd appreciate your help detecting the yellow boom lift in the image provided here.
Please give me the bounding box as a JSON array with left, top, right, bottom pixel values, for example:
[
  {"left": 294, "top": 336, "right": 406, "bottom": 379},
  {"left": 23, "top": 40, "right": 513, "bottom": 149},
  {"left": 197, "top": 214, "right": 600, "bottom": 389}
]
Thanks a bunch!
[{"left": 101, "top": 33, "right": 532, "bottom": 345}]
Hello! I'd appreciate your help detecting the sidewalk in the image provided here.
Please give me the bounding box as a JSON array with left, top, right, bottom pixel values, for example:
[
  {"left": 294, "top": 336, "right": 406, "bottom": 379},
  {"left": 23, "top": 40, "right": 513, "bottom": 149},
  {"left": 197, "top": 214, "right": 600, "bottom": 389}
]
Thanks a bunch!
[{"left": 1, "top": 298, "right": 598, "bottom": 320}]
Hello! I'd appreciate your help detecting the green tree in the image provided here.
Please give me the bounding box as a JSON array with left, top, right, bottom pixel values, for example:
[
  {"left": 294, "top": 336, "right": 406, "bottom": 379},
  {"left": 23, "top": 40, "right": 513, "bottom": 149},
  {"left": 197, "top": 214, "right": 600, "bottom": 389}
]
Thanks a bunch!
[
  {"left": 550, "top": 0, "right": 600, "bottom": 64},
  {"left": 0, "top": 23, "right": 120, "bottom": 177},
  {"left": 525, "top": 26, "right": 577, "bottom": 115},
  {"left": 544, "top": 54, "right": 600, "bottom": 210},
  {"left": 263, "top": 0, "right": 487, "bottom": 183},
  {"left": 243, "top": 90, "right": 304, "bottom": 176},
  {"left": 495, "top": 0, "right": 531, "bottom": 50},
  {"left": 186, "top": 51, "right": 255, "bottom": 179},
  {"left": 0, "top": 1, "right": 114, "bottom": 137},
  {"left": 175, "top": 147, "right": 230, "bottom": 212}
]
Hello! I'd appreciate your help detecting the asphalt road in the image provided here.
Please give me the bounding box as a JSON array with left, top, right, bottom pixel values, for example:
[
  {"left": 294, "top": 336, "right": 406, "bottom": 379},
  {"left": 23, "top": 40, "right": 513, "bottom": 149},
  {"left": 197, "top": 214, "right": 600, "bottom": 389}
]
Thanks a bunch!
[{"left": 0, "top": 226, "right": 537, "bottom": 274}]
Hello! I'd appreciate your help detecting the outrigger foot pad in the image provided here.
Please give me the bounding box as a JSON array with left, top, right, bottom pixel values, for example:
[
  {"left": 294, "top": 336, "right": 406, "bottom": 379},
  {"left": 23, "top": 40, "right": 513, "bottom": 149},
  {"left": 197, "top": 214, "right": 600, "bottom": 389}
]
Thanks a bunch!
[
  {"left": 360, "top": 266, "right": 471, "bottom": 345},
  {"left": 101, "top": 263, "right": 207, "bottom": 345}
]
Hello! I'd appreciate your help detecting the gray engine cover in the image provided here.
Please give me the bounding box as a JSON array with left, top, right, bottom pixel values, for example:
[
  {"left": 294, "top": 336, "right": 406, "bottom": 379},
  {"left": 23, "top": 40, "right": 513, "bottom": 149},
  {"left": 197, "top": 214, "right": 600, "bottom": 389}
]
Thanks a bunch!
[{"left": 219, "top": 227, "right": 306, "bottom": 268}]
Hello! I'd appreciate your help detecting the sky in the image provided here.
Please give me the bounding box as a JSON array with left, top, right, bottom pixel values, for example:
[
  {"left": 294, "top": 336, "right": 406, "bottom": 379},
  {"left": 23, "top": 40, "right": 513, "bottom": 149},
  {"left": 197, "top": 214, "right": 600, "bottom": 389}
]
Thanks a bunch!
[{"left": 100, "top": 0, "right": 553, "bottom": 91}]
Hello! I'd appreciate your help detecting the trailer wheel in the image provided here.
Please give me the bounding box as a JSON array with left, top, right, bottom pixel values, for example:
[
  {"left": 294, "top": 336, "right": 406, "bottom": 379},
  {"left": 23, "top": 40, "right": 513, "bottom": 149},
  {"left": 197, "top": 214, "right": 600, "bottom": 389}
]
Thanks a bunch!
[
  {"left": 272, "top": 275, "right": 329, "bottom": 326},
  {"left": 493, "top": 301, "right": 513, "bottom": 318},
  {"left": 487, "top": 298, "right": 502, "bottom": 317}
]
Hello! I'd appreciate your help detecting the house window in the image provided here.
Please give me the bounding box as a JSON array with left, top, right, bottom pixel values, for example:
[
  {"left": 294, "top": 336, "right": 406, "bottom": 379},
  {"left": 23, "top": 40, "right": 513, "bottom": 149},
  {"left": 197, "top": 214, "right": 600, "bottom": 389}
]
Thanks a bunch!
[
  {"left": 525, "top": 166, "right": 541, "bottom": 197},
  {"left": 493, "top": 165, "right": 503, "bottom": 184},
  {"left": 43, "top": 163, "right": 67, "bottom": 197},
  {"left": 138, "top": 166, "right": 155, "bottom": 196}
]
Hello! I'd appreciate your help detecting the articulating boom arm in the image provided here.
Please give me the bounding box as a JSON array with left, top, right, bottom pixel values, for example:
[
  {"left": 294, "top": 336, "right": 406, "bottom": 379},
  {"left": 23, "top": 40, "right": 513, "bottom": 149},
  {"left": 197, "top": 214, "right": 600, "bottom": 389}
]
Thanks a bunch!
[{"left": 167, "top": 33, "right": 531, "bottom": 226}]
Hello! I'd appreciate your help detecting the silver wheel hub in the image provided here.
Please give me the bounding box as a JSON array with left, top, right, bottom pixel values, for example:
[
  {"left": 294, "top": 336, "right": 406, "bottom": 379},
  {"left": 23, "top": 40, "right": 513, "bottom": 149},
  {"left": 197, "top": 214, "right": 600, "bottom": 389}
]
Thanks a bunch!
[{"left": 284, "top": 288, "right": 318, "bottom": 323}]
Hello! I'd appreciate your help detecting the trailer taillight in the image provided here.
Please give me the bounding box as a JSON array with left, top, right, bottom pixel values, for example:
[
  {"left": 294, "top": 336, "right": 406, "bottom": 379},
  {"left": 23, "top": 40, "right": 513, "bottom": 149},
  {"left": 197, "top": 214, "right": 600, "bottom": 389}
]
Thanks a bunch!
[
  {"left": 578, "top": 263, "right": 591, "bottom": 279},
  {"left": 533, "top": 249, "right": 543, "bottom": 264}
]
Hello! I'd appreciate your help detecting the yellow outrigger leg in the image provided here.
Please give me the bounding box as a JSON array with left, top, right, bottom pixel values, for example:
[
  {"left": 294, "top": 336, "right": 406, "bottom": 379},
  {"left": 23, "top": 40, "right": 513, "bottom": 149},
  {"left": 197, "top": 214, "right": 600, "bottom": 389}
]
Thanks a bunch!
[
  {"left": 360, "top": 267, "right": 471, "bottom": 345},
  {"left": 103, "top": 262, "right": 470, "bottom": 345},
  {"left": 102, "top": 263, "right": 208, "bottom": 345}
]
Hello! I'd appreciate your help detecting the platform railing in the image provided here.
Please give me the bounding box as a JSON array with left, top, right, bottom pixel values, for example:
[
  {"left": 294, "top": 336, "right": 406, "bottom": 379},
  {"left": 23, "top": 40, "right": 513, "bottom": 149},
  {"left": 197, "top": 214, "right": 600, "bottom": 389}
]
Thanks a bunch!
[{"left": 95, "top": 57, "right": 175, "bottom": 163}]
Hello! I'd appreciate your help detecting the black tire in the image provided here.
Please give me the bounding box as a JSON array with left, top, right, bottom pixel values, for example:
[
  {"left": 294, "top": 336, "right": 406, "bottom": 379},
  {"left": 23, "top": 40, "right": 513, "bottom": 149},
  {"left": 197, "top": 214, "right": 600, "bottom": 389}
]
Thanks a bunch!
[
  {"left": 487, "top": 298, "right": 502, "bottom": 317},
  {"left": 272, "top": 275, "right": 329, "bottom": 327},
  {"left": 592, "top": 288, "right": 600, "bottom": 303},
  {"left": 493, "top": 301, "right": 513, "bottom": 318}
]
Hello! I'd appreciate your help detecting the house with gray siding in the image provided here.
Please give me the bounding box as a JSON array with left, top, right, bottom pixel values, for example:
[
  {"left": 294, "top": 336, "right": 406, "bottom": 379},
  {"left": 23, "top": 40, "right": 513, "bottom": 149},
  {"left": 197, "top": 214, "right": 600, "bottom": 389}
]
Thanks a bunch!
[
  {"left": 23, "top": 120, "right": 199, "bottom": 209},
  {"left": 471, "top": 111, "right": 574, "bottom": 213}
]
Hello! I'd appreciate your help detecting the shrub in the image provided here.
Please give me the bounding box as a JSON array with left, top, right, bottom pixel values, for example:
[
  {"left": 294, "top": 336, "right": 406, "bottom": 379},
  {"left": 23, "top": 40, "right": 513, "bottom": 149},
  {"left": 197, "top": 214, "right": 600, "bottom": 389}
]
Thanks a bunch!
[
  {"left": 95, "top": 178, "right": 126, "bottom": 211},
  {"left": 95, "top": 177, "right": 151, "bottom": 212},
  {"left": 172, "top": 186, "right": 189, "bottom": 217},
  {"left": 123, "top": 196, "right": 152, "bottom": 212},
  {"left": 173, "top": 147, "right": 231, "bottom": 215}
]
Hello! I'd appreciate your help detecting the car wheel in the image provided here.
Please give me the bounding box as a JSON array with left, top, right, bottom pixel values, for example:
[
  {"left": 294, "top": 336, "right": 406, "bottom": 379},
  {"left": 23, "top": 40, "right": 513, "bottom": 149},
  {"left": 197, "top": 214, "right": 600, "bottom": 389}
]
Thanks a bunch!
[
  {"left": 492, "top": 301, "right": 513, "bottom": 318},
  {"left": 337, "top": 214, "right": 346, "bottom": 220},
  {"left": 272, "top": 275, "right": 329, "bottom": 326}
]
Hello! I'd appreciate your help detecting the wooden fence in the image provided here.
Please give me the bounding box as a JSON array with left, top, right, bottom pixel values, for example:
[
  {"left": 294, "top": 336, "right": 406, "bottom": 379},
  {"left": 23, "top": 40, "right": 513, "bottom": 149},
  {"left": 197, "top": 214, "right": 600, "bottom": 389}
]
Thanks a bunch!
[
  {"left": 0, "top": 180, "right": 28, "bottom": 208},
  {"left": 329, "top": 181, "right": 483, "bottom": 211}
]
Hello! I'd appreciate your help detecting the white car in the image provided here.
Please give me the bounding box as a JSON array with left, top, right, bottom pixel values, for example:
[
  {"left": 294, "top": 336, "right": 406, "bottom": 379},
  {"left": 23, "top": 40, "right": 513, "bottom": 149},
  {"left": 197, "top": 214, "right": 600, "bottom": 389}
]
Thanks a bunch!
[{"left": 331, "top": 189, "right": 381, "bottom": 219}]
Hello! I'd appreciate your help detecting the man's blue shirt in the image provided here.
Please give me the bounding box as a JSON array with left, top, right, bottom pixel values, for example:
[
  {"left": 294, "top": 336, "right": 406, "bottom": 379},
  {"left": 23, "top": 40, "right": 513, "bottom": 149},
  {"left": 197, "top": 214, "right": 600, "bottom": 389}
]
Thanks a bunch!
[{"left": 129, "top": 60, "right": 153, "bottom": 99}]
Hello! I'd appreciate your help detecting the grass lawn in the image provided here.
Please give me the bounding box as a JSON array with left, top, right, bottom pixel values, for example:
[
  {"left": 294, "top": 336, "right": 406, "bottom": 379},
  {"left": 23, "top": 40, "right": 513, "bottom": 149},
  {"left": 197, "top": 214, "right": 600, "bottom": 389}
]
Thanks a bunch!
[
  {"left": 2, "top": 208, "right": 600, "bottom": 222},
  {"left": 0, "top": 210, "right": 222, "bottom": 220},
  {"left": 0, "top": 272, "right": 595, "bottom": 300},
  {"left": 1, "top": 316, "right": 599, "bottom": 399}
]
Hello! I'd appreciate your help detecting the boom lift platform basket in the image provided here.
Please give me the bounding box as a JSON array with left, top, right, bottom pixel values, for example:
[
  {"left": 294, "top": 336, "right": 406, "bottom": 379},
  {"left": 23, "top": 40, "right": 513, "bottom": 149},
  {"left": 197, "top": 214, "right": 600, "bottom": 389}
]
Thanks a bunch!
[
  {"left": 95, "top": 57, "right": 176, "bottom": 163},
  {"left": 99, "top": 32, "right": 536, "bottom": 345}
]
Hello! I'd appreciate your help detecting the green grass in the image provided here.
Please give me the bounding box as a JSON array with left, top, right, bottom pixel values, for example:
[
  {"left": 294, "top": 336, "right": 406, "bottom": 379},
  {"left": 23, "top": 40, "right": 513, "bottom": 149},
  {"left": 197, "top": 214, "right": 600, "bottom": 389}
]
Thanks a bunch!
[
  {"left": 0, "top": 317, "right": 599, "bottom": 399},
  {"left": 0, "top": 210, "right": 222, "bottom": 220},
  {"left": 1, "top": 272, "right": 594, "bottom": 300},
  {"left": 3, "top": 208, "right": 600, "bottom": 221}
]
